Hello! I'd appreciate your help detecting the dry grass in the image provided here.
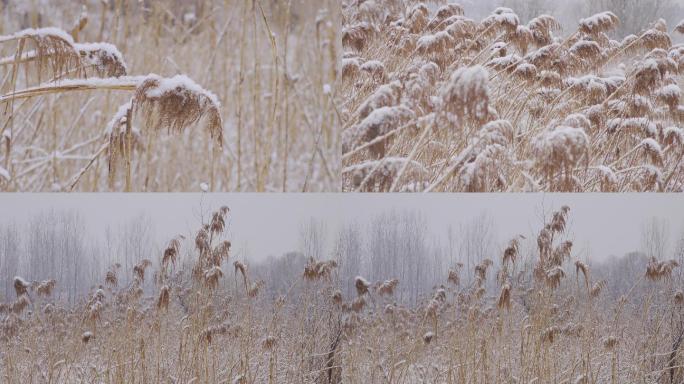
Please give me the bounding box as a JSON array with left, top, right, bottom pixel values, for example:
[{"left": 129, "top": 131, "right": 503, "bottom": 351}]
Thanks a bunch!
[
  {"left": 0, "top": 0, "right": 340, "bottom": 192},
  {"left": 3, "top": 205, "right": 684, "bottom": 383},
  {"left": 341, "top": 1, "right": 684, "bottom": 192}
]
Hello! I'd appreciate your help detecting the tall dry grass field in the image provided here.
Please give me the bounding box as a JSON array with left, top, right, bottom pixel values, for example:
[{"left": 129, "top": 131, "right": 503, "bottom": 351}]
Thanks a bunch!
[
  {"left": 341, "top": 0, "right": 684, "bottom": 192},
  {"left": 2, "top": 205, "right": 684, "bottom": 383},
  {"left": 0, "top": 0, "right": 340, "bottom": 192}
]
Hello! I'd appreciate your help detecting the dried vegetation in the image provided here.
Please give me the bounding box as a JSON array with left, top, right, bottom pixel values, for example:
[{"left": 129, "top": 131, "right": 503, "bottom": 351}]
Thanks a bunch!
[
  {"left": 0, "top": 0, "right": 340, "bottom": 192},
  {"left": 341, "top": 1, "right": 684, "bottom": 192},
  {"left": 3, "top": 205, "right": 684, "bottom": 383}
]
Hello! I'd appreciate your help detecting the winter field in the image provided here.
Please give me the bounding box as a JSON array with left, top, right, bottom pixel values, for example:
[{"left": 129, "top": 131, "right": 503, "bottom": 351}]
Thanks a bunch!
[
  {"left": 341, "top": 0, "right": 684, "bottom": 192},
  {"left": 0, "top": 0, "right": 340, "bottom": 192},
  {"left": 2, "top": 197, "right": 684, "bottom": 383}
]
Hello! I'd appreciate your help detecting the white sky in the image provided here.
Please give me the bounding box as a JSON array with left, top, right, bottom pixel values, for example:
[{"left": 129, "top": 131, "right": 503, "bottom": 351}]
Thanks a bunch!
[{"left": 0, "top": 193, "right": 682, "bottom": 262}]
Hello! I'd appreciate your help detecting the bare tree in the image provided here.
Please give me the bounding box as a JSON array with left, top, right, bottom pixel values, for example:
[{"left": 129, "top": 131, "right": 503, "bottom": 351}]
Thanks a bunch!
[
  {"left": 335, "top": 222, "right": 363, "bottom": 296},
  {"left": 458, "top": 213, "right": 494, "bottom": 285},
  {"left": 641, "top": 216, "right": 670, "bottom": 261},
  {"left": 672, "top": 224, "right": 684, "bottom": 282},
  {"left": 299, "top": 217, "right": 327, "bottom": 261},
  {"left": 116, "top": 214, "right": 154, "bottom": 289},
  {"left": 585, "top": 0, "right": 673, "bottom": 36},
  {"left": 24, "top": 210, "right": 89, "bottom": 303},
  {"left": 0, "top": 221, "right": 20, "bottom": 301},
  {"left": 502, "top": 0, "right": 549, "bottom": 23}
]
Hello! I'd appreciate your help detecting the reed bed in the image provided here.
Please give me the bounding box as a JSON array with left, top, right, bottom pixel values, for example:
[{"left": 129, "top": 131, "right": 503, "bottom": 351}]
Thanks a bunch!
[
  {"left": 341, "top": 0, "right": 684, "bottom": 192},
  {"left": 2, "top": 205, "right": 683, "bottom": 383},
  {"left": 0, "top": 0, "right": 340, "bottom": 192}
]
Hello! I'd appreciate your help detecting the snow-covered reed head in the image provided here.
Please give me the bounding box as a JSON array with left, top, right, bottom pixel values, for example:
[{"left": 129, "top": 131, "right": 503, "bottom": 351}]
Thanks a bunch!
[
  {"left": 261, "top": 335, "right": 277, "bottom": 351},
  {"left": 210, "top": 207, "right": 229, "bottom": 236},
  {"left": 35, "top": 279, "right": 56, "bottom": 297},
  {"left": 13, "top": 277, "right": 29, "bottom": 297},
  {"left": 76, "top": 42, "right": 127, "bottom": 77},
  {"left": 377, "top": 278, "right": 399, "bottom": 296},
  {"left": 578, "top": 12, "right": 619, "bottom": 36},
  {"left": 502, "top": 238, "right": 520, "bottom": 265},
  {"left": 590, "top": 280, "right": 606, "bottom": 298},
  {"left": 133, "top": 259, "right": 152, "bottom": 283},
  {"left": 211, "top": 240, "right": 231, "bottom": 268},
  {"left": 676, "top": 20, "right": 684, "bottom": 35},
  {"left": 134, "top": 74, "right": 223, "bottom": 148},
  {"left": 247, "top": 280, "right": 264, "bottom": 298},
  {"left": 11, "top": 295, "right": 30, "bottom": 315},
  {"left": 574, "top": 260, "right": 590, "bottom": 286},
  {"left": 6, "top": 28, "right": 81, "bottom": 80},
  {"left": 447, "top": 267, "right": 461, "bottom": 286},
  {"left": 204, "top": 266, "right": 223, "bottom": 291},
  {"left": 104, "top": 101, "right": 144, "bottom": 182},
  {"left": 81, "top": 331, "right": 93, "bottom": 344},
  {"left": 341, "top": 2, "right": 684, "bottom": 192},
  {"left": 1, "top": 27, "right": 129, "bottom": 84},
  {"left": 105, "top": 269, "right": 118, "bottom": 288},
  {"left": 645, "top": 257, "right": 679, "bottom": 281},
  {"left": 162, "top": 235, "right": 183, "bottom": 270},
  {"left": 157, "top": 285, "right": 170, "bottom": 311},
  {"left": 474, "top": 259, "right": 493, "bottom": 282},
  {"left": 675, "top": 290, "right": 684, "bottom": 305},
  {"left": 342, "top": 22, "right": 377, "bottom": 52},
  {"left": 354, "top": 276, "right": 370, "bottom": 296},
  {"left": 533, "top": 125, "right": 589, "bottom": 191},
  {"left": 441, "top": 65, "right": 491, "bottom": 125},
  {"left": 234, "top": 261, "right": 248, "bottom": 286},
  {"left": 497, "top": 283, "right": 511, "bottom": 310},
  {"left": 303, "top": 258, "right": 338, "bottom": 281}
]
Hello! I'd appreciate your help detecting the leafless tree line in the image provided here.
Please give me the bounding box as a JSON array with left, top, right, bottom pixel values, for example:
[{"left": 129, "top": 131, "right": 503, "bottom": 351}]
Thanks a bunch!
[
  {"left": 2, "top": 207, "right": 684, "bottom": 308},
  {"left": 470, "top": 0, "right": 684, "bottom": 40},
  {"left": 0, "top": 211, "right": 155, "bottom": 303}
]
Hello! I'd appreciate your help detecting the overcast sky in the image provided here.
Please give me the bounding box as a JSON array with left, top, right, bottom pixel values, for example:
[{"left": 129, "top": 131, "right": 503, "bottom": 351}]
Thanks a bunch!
[{"left": 0, "top": 194, "right": 683, "bottom": 262}]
